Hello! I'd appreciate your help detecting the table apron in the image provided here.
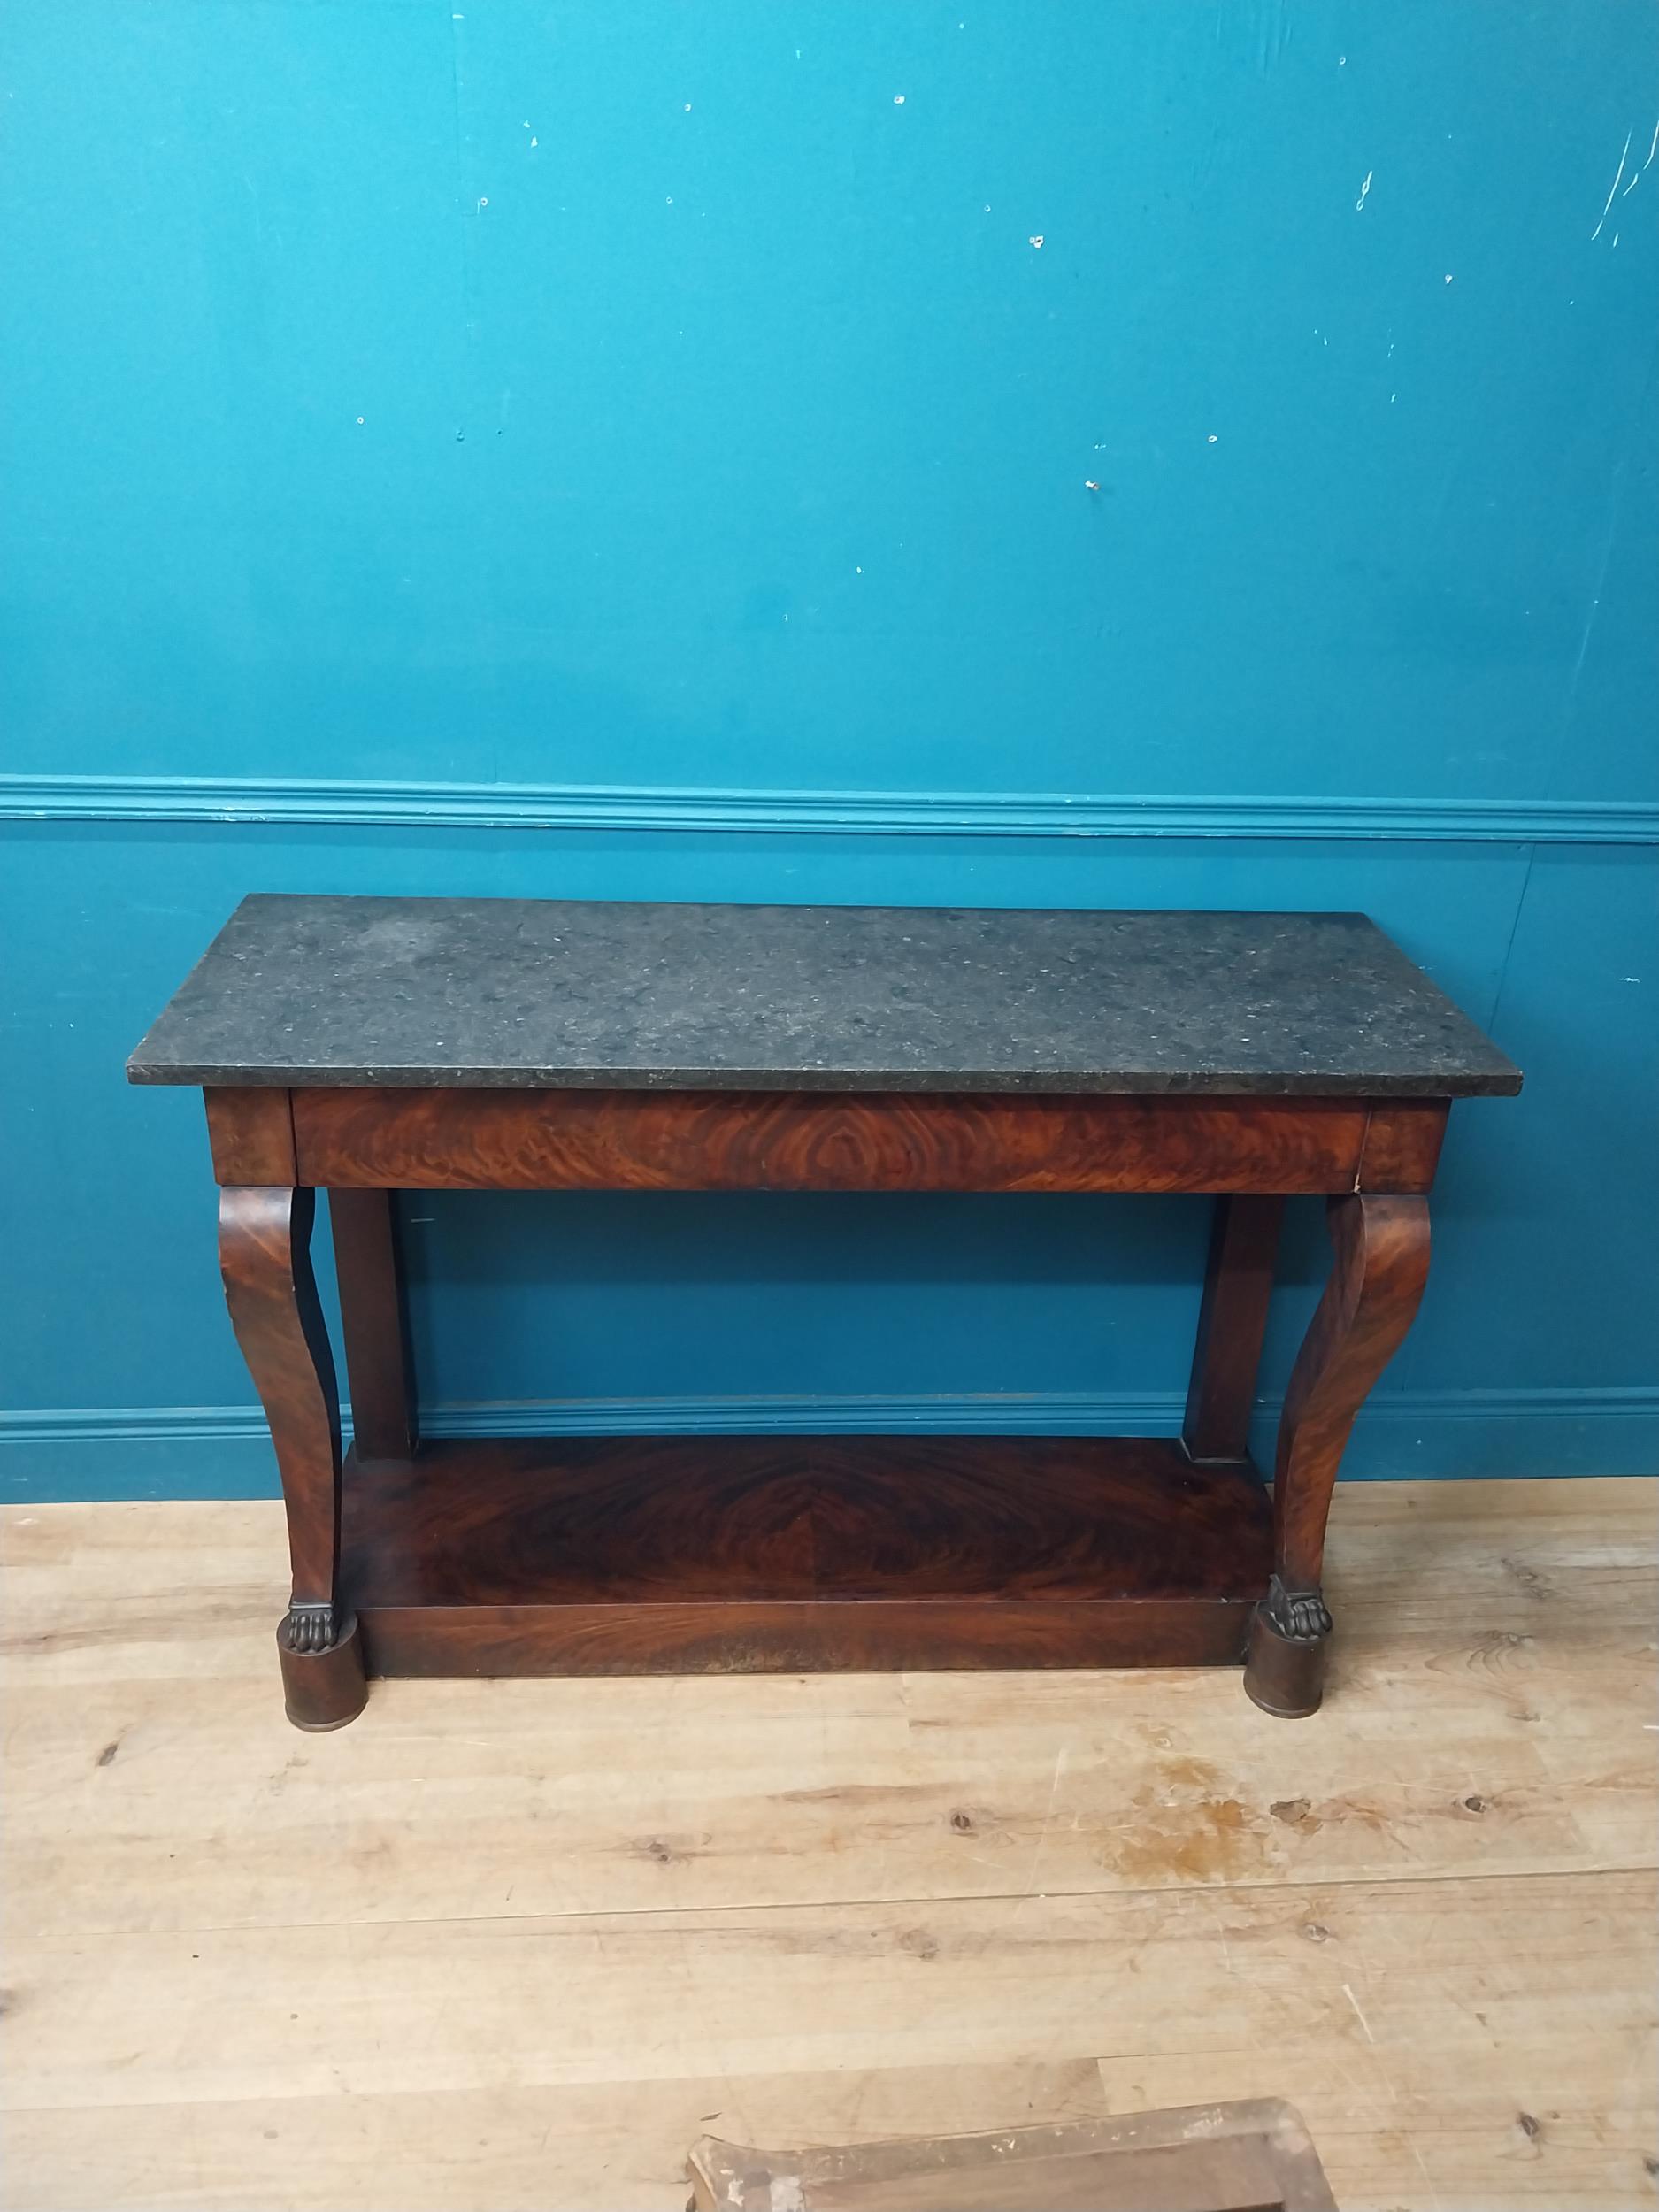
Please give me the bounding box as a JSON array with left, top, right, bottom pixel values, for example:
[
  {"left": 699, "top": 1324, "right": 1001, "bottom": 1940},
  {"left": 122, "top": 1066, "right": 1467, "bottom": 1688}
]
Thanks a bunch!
[{"left": 201, "top": 1087, "right": 1460, "bottom": 1194}]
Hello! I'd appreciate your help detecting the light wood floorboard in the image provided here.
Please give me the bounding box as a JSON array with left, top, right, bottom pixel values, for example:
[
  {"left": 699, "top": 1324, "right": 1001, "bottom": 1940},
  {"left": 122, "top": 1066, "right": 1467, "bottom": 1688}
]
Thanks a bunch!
[{"left": 2, "top": 1477, "right": 1654, "bottom": 2210}]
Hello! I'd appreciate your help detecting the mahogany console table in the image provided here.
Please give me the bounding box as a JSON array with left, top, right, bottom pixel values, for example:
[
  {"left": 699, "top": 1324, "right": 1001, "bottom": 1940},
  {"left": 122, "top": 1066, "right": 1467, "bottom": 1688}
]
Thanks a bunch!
[{"left": 129, "top": 895, "right": 1520, "bottom": 1731}]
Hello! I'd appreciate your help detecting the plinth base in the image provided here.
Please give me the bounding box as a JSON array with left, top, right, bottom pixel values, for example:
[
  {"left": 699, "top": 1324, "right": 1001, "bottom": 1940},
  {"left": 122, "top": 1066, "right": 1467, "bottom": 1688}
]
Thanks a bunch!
[{"left": 336, "top": 1433, "right": 1274, "bottom": 1683}]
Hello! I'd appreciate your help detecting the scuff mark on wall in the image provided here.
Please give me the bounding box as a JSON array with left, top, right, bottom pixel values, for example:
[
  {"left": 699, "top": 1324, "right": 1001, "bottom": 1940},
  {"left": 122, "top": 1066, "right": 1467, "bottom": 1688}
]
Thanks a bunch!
[{"left": 1591, "top": 128, "right": 1632, "bottom": 239}]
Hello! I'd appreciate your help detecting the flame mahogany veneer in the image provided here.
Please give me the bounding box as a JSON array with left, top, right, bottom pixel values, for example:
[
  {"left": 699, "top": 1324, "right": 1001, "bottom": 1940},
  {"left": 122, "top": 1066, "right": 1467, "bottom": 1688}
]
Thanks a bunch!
[
  {"left": 341, "top": 1434, "right": 1273, "bottom": 1677},
  {"left": 288, "top": 1086, "right": 1449, "bottom": 1194},
  {"left": 202, "top": 1082, "right": 1447, "bottom": 1726}
]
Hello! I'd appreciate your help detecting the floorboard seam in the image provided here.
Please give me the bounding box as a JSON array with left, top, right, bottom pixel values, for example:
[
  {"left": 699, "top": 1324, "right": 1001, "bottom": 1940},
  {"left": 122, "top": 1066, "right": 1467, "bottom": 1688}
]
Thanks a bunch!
[{"left": 16, "top": 1859, "right": 1653, "bottom": 1942}]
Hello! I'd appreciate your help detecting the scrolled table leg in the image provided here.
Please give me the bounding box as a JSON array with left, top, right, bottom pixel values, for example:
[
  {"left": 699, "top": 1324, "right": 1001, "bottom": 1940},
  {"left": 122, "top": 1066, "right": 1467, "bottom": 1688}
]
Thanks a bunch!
[
  {"left": 1245, "top": 1193, "right": 1430, "bottom": 1718},
  {"left": 219, "top": 1185, "right": 367, "bottom": 1729}
]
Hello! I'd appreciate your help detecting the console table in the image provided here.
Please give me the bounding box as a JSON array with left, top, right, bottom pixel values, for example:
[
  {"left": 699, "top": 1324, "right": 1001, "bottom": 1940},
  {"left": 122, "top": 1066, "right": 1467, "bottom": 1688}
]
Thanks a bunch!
[{"left": 128, "top": 895, "right": 1520, "bottom": 1731}]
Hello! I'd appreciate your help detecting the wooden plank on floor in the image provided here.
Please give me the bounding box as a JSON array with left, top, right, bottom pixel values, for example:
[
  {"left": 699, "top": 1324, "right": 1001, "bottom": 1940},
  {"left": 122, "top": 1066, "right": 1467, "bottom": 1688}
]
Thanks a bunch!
[
  {"left": 2, "top": 1876, "right": 1652, "bottom": 2210},
  {"left": 3, "top": 1655, "right": 1653, "bottom": 1936},
  {"left": 1, "top": 2062, "right": 1117, "bottom": 2212}
]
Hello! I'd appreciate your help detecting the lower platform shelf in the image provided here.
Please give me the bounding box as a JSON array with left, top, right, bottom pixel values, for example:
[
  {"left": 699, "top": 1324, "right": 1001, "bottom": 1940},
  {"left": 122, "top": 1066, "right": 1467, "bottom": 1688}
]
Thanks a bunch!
[{"left": 339, "top": 1433, "right": 1273, "bottom": 1677}]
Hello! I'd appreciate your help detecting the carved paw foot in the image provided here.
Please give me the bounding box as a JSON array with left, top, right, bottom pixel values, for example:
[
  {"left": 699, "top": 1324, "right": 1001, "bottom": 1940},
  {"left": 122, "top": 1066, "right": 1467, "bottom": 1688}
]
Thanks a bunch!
[
  {"left": 1262, "top": 1575, "right": 1333, "bottom": 1644},
  {"left": 1245, "top": 1577, "right": 1332, "bottom": 1717},
  {"left": 281, "top": 1602, "right": 338, "bottom": 1655},
  {"left": 275, "top": 1607, "right": 365, "bottom": 1729}
]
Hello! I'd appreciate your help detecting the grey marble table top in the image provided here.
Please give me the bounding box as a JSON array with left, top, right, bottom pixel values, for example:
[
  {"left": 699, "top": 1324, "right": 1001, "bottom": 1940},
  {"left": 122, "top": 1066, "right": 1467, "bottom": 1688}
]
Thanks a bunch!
[{"left": 127, "top": 895, "right": 1522, "bottom": 1098}]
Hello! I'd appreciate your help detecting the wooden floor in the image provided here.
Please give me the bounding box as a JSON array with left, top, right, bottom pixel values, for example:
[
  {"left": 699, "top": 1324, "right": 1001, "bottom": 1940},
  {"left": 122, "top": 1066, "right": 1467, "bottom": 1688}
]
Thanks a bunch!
[{"left": 2, "top": 1478, "right": 1654, "bottom": 2212}]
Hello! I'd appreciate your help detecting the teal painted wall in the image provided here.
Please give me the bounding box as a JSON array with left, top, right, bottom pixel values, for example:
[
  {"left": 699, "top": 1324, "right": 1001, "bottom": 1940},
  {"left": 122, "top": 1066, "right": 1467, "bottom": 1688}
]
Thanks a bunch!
[{"left": 3, "top": 3, "right": 1655, "bottom": 1495}]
